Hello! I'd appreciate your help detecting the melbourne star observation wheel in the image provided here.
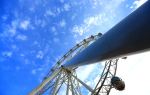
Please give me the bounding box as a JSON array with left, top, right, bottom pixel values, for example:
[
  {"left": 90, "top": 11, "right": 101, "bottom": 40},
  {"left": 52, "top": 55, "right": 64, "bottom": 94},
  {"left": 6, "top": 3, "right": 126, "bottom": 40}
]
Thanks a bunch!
[
  {"left": 29, "top": 1, "right": 150, "bottom": 95},
  {"left": 29, "top": 33, "right": 125, "bottom": 95}
]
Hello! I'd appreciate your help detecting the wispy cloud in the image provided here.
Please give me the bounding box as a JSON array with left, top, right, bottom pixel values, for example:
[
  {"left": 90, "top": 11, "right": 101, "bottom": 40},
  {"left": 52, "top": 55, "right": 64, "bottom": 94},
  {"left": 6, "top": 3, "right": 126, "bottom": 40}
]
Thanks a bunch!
[
  {"left": 31, "top": 69, "right": 37, "bottom": 75},
  {"left": 72, "top": 13, "right": 107, "bottom": 36},
  {"left": 51, "top": 26, "right": 58, "bottom": 35},
  {"left": 36, "top": 50, "right": 44, "bottom": 59},
  {"left": 45, "top": 9, "right": 56, "bottom": 17},
  {"left": 20, "top": 20, "right": 30, "bottom": 30},
  {"left": 59, "top": 19, "right": 66, "bottom": 27},
  {"left": 4, "top": 19, "right": 19, "bottom": 37},
  {"left": 16, "top": 34, "right": 27, "bottom": 41},
  {"left": 72, "top": 0, "right": 125, "bottom": 36},
  {"left": 8, "top": 27, "right": 17, "bottom": 37},
  {"left": 63, "top": 3, "right": 71, "bottom": 11},
  {"left": 1, "top": 15, "right": 8, "bottom": 21},
  {"left": 2, "top": 51, "right": 13, "bottom": 57},
  {"left": 53, "top": 37, "right": 60, "bottom": 43},
  {"left": 76, "top": 63, "right": 101, "bottom": 83},
  {"left": 130, "top": 0, "right": 147, "bottom": 10},
  {"left": 72, "top": 25, "right": 85, "bottom": 36},
  {"left": 60, "top": 0, "right": 64, "bottom": 3}
]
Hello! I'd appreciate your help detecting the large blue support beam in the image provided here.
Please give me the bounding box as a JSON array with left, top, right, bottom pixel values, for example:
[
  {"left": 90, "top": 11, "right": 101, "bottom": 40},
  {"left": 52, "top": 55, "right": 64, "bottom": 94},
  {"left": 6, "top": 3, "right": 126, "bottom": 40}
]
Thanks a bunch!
[{"left": 63, "top": 1, "right": 150, "bottom": 68}]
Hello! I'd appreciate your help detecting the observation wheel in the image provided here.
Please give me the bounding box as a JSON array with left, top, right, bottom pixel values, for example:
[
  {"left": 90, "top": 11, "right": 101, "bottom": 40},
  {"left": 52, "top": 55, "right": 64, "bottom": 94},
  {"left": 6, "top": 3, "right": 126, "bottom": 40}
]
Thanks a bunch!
[{"left": 30, "top": 33, "right": 124, "bottom": 95}]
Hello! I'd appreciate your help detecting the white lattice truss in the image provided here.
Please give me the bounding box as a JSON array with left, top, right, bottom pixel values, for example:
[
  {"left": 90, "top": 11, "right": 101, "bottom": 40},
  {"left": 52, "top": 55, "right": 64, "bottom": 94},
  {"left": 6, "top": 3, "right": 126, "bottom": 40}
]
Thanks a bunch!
[{"left": 29, "top": 33, "right": 118, "bottom": 95}]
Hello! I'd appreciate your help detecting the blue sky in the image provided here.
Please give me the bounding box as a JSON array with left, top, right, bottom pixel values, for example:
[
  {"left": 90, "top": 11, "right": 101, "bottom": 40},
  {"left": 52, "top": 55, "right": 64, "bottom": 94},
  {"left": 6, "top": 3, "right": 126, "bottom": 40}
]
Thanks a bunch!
[{"left": 0, "top": 0, "right": 148, "bottom": 95}]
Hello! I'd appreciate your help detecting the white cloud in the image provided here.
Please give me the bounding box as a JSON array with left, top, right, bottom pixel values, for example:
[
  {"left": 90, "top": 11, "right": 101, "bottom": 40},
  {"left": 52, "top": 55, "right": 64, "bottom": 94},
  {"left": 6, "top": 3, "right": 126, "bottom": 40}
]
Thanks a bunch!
[
  {"left": 2, "top": 15, "right": 8, "bottom": 21},
  {"left": 76, "top": 63, "right": 99, "bottom": 82},
  {"left": 2, "top": 19, "right": 28, "bottom": 38},
  {"left": 90, "top": 0, "right": 103, "bottom": 8},
  {"left": 83, "top": 14, "right": 106, "bottom": 27},
  {"left": 72, "top": 25, "right": 85, "bottom": 36},
  {"left": 6, "top": 20, "right": 19, "bottom": 37},
  {"left": 71, "top": 0, "right": 126, "bottom": 36},
  {"left": 16, "top": 34, "right": 27, "bottom": 41},
  {"left": 2, "top": 51, "right": 13, "bottom": 57},
  {"left": 36, "top": 51, "right": 44, "bottom": 59},
  {"left": 57, "top": 8, "right": 61, "bottom": 14},
  {"left": 59, "top": 19, "right": 66, "bottom": 27},
  {"left": 72, "top": 14, "right": 105, "bottom": 36},
  {"left": 29, "top": 7, "right": 35, "bottom": 12},
  {"left": 45, "top": 9, "right": 56, "bottom": 17},
  {"left": 20, "top": 20, "right": 30, "bottom": 30},
  {"left": 130, "top": 0, "right": 147, "bottom": 10},
  {"left": 20, "top": 53, "right": 25, "bottom": 57},
  {"left": 51, "top": 26, "right": 56, "bottom": 32},
  {"left": 31, "top": 69, "right": 37, "bottom": 75},
  {"left": 37, "top": 67, "right": 43, "bottom": 71},
  {"left": 84, "top": 16, "right": 99, "bottom": 26},
  {"left": 64, "top": 3, "right": 71, "bottom": 11},
  {"left": 53, "top": 37, "right": 59, "bottom": 43},
  {"left": 11, "top": 44, "right": 18, "bottom": 50},
  {"left": 71, "top": 14, "right": 76, "bottom": 20},
  {"left": 51, "top": 26, "right": 58, "bottom": 35},
  {"left": 34, "top": 19, "right": 46, "bottom": 28},
  {"left": 11, "top": 19, "right": 19, "bottom": 27},
  {"left": 60, "top": 0, "right": 64, "bottom": 3},
  {"left": 8, "top": 27, "right": 17, "bottom": 37}
]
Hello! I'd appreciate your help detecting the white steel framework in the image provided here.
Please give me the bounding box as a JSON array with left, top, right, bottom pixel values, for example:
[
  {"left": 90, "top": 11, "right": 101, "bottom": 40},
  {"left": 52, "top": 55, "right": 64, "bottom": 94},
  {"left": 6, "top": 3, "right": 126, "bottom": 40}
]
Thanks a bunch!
[
  {"left": 29, "top": 33, "right": 119, "bottom": 95},
  {"left": 29, "top": 2, "right": 150, "bottom": 94}
]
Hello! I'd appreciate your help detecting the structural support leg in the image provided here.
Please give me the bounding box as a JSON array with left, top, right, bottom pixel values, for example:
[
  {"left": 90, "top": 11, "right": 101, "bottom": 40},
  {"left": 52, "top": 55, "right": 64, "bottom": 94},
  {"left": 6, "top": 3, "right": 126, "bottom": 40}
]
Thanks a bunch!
[
  {"left": 29, "top": 69, "right": 61, "bottom": 95},
  {"left": 71, "top": 74, "right": 93, "bottom": 93}
]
